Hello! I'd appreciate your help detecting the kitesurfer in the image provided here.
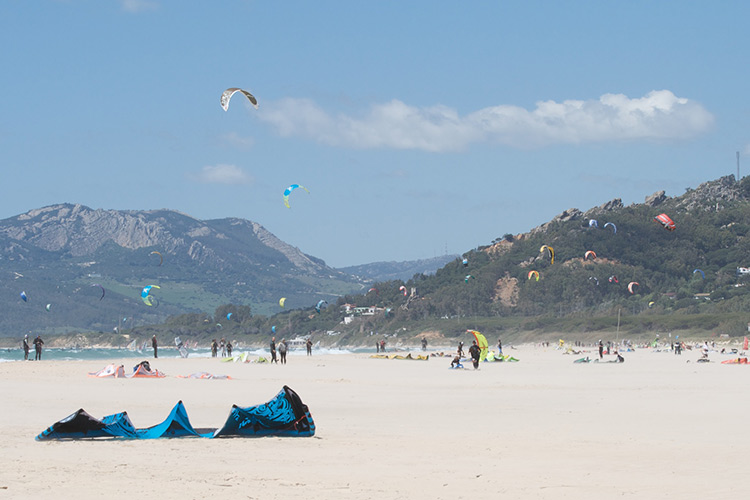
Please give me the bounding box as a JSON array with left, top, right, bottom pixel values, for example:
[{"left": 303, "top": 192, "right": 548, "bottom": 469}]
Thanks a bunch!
[
  {"left": 152, "top": 335, "right": 158, "bottom": 359},
  {"left": 33, "top": 334, "right": 44, "bottom": 361},
  {"left": 306, "top": 338, "right": 313, "bottom": 356},
  {"left": 270, "top": 337, "right": 278, "bottom": 363},
  {"left": 22, "top": 334, "right": 30, "bottom": 361},
  {"left": 279, "top": 339, "right": 288, "bottom": 364},
  {"left": 468, "top": 340, "right": 481, "bottom": 370},
  {"left": 421, "top": 337, "right": 428, "bottom": 351}
]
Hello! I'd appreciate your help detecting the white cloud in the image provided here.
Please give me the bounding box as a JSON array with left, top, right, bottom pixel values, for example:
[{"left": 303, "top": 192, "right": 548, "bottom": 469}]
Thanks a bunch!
[
  {"left": 259, "top": 90, "right": 714, "bottom": 152},
  {"left": 119, "top": 0, "right": 157, "bottom": 13},
  {"left": 189, "top": 164, "right": 252, "bottom": 185}
]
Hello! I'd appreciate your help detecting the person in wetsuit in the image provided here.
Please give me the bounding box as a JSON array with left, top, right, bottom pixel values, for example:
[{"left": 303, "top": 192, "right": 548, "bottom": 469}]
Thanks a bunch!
[
  {"left": 270, "top": 337, "right": 277, "bottom": 363},
  {"left": 469, "top": 340, "right": 481, "bottom": 370}
]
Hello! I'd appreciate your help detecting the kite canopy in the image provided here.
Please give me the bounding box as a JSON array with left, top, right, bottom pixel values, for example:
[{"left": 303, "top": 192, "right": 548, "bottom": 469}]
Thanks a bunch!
[
  {"left": 588, "top": 219, "right": 599, "bottom": 228},
  {"left": 693, "top": 268, "right": 705, "bottom": 279},
  {"left": 539, "top": 245, "right": 554, "bottom": 265},
  {"left": 220, "top": 88, "right": 258, "bottom": 111},
  {"left": 141, "top": 285, "right": 160, "bottom": 306},
  {"left": 584, "top": 250, "right": 597, "bottom": 261},
  {"left": 91, "top": 283, "right": 105, "bottom": 301},
  {"left": 628, "top": 281, "right": 640, "bottom": 294},
  {"left": 399, "top": 285, "right": 407, "bottom": 296},
  {"left": 654, "top": 213, "right": 676, "bottom": 231},
  {"left": 283, "top": 184, "right": 309, "bottom": 208},
  {"left": 20, "top": 291, "right": 28, "bottom": 302},
  {"left": 315, "top": 299, "right": 328, "bottom": 314},
  {"left": 279, "top": 297, "right": 286, "bottom": 308},
  {"left": 36, "top": 386, "right": 315, "bottom": 440},
  {"left": 604, "top": 222, "right": 617, "bottom": 234},
  {"left": 467, "top": 329, "right": 489, "bottom": 362},
  {"left": 527, "top": 270, "right": 539, "bottom": 281},
  {"left": 149, "top": 251, "right": 164, "bottom": 266}
]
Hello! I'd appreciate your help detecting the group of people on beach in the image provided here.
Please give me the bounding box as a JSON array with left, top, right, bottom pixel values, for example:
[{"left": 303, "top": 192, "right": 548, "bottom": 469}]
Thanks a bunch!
[
  {"left": 210, "top": 338, "right": 233, "bottom": 358},
  {"left": 22, "top": 334, "right": 44, "bottom": 361}
]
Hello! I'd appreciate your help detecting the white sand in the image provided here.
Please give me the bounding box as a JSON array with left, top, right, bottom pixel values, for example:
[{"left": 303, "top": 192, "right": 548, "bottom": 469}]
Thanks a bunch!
[{"left": 1, "top": 346, "right": 749, "bottom": 499}]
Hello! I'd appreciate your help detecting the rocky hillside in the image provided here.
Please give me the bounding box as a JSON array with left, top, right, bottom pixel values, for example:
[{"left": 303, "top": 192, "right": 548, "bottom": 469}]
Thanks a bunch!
[{"left": 0, "top": 204, "right": 362, "bottom": 336}]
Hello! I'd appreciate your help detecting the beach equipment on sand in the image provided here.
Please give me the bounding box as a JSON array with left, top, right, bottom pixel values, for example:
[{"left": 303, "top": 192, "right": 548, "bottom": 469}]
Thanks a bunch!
[{"left": 36, "top": 386, "right": 315, "bottom": 440}]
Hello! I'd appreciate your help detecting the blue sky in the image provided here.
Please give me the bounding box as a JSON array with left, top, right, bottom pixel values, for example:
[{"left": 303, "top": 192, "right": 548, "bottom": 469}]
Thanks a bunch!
[{"left": 1, "top": 1, "right": 748, "bottom": 267}]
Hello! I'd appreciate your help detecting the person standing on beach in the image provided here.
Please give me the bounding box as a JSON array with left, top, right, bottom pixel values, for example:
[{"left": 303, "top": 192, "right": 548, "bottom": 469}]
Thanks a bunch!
[
  {"left": 497, "top": 338, "right": 503, "bottom": 356},
  {"left": 22, "top": 334, "right": 30, "bottom": 361},
  {"left": 270, "top": 337, "right": 278, "bottom": 363},
  {"left": 375, "top": 341, "right": 379, "bottom": 353},
  {"left": 33, "top": 334, "right": 44, "bottom": 361},
  {"left": 211, "top": 339, "right": 218, "bottom": 357},
  {"left": 468, "top": 340, "right": 480, "bottom": 370},
  {"left": 421, "top": 337, "right": 428, "bottom": 351},
  {"left": 306, "top": 338, "right": 313, "bottom": 356},
  {"left": 457, "top": 341, "right": 464, "bottom": 358},
  {"left": 226, "top": 340, "right": 233, "bottom": 357},
  {"left": 279, "top": 339, "right": 288, "bottom": 364},
  {"left": 598, "top": 340, "right": 604, "bottom": 360},
  {"left": 152, "top": 335, "right": 158, "bottom": 359},
  {"left": 220, "top": 338, "right": 226, "bottom": 357}
]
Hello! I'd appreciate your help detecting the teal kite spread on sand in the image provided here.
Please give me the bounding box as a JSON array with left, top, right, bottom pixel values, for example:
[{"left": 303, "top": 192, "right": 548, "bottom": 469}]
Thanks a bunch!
[{"left": 36, "top": 386, "right": 314, "bottom": 440}]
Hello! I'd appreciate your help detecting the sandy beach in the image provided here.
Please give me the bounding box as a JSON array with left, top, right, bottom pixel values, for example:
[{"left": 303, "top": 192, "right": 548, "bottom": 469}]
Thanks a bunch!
[{"left": 1, "top": 345, "right": 749, "bottom": 499}]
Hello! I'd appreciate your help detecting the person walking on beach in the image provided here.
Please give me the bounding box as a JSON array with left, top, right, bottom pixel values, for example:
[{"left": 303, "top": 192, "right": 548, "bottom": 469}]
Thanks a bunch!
[
  {"left": 457, "top": 341, "right": 464, "bottom": 358},
  {"left": 152, "top": 335, "right": 158, "bottom": 359},
  {"left": 33, "top": 334, "right": 44, "bottom": 361},
  {"left": 468, "top": 340, "right": 481, "bottom": 370},
  {"left": 497, "top": 338, "right": 503, "bottom": 356},
  {"left": 211, "top": 339, "right": 218, "bottom": 358},
  {"left": 226, "top": 340, "right": 233, "bottom": 357},
  {"left": 270, "top": 337, "right": 278, "bottom": 363},
  {"left": 220, "top": 338, "right": 226, "bottom": 357},
  {"left": 22, "top": 334, "right": 30, "bottom": 361},
  {"left": 306, "top": 338, "right": 313, "bottom": 356},
  {"left": 598, "top": 340, "right": 604, "bottom": 360},
  {"left": 279, "top": 338, "right": 288, "bottom": 364}
]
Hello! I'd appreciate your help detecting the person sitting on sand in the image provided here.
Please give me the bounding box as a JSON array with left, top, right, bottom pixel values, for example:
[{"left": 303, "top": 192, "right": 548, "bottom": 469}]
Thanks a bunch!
[{"left": 450, "top": 355, "right": 463, "bottom": 369}]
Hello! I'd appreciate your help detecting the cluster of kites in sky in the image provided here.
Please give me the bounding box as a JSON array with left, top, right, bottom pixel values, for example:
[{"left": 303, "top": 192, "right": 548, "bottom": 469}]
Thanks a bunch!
[
  {"left": 16, "top": 88, "right": 317, "bottom": 324},
  {"left": 458, "top": 212, "right": 686, "bottom": 308}
]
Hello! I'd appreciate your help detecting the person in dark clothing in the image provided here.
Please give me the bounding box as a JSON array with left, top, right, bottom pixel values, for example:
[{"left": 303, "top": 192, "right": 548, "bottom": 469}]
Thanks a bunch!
[
  {"left": 33, "top": 335, "right": 44, "bottom": 361},
  {"left": 226, "top": 340, "right": 233, "bottom": 357},
  {"left": 270, "top": 337, "right": 278, "bottom": 363},
  {"left": 450, "top": 355, "right": 463, "bottom": 369},
  {"left": 598, "top": 340, "right": 604, "bottom": 360},
  {"left": 211, "top": 339, "right": 218, "bottom": 358},
  {"left": 279, "top": 339, "right": 288, "bottom": 364},
  {"left": 421, "top": 337, "right": 428, "bottom": 351},
  {"left": 497, "top": 339, "right": 503, "bottom": 356},
  {"left": 375, "top": 341, "right": 380, "bottom": 353},
  {"left": 457, "top": 341, "right": 464, "bottom": 358},
  {"left": 306, "top": 338, "right": 313, "bottom": 356},
  {"left": 22, "top": 335, "right": 30, "bottom": 361},
  {"left": 468, "top": 340, "right": 481, "bottom": 369},
  {"left": 152, "top": 335, "right": 158, "bottom": 358}
]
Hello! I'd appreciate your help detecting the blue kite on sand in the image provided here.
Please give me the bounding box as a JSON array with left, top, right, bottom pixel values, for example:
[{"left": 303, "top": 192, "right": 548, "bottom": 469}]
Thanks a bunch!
[{"left": 36, "top": 386, "right": 315, "bottom": 440}]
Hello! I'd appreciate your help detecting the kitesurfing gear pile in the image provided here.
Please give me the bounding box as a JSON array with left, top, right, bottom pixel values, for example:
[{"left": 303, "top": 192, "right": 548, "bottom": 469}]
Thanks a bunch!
[{"left": 36, "top": 386, "right": 315, "bottom": 440}]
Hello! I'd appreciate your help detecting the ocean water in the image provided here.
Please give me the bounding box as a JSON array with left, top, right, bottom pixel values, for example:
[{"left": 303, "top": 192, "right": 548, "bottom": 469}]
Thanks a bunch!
[{"left": 0, "top": 346, "right": 357, "bottom": 363}]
